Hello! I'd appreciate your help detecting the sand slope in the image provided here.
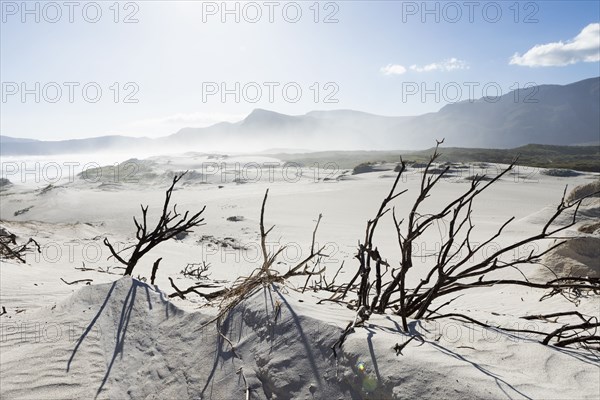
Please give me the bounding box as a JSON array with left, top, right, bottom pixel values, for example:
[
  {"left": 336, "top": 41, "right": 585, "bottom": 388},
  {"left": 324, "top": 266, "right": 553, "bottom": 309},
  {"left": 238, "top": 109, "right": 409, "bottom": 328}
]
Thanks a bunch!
[
  {"left": 1, "top": 157, "right": 600, "bottom": 399},
  {"left": 1, "top": 277, "right": 599, "bottom": 399}
]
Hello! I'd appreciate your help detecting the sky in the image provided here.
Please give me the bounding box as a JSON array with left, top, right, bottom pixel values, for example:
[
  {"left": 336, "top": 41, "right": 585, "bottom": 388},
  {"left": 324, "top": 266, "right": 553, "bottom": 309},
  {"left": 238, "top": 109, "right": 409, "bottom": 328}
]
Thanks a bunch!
[{"left": 1, "top": 0, "right": 599, "bottom": 140}]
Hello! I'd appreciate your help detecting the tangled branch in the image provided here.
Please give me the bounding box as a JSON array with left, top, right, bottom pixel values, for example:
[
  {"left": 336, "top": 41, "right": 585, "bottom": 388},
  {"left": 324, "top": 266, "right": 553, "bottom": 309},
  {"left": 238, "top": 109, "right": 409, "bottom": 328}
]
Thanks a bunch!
[
  {"left": 0, "top": 226, "right": 40, "bottom": 263},
  {"left": 103, "top": 172, "right": 206, "bottom": 276}
]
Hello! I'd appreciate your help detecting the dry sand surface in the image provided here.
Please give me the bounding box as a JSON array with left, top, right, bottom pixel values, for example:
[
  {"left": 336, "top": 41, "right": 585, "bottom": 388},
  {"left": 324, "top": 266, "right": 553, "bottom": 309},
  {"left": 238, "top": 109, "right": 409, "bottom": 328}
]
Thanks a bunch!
[{"left": 1, "top": 153, "right": 599, "bottom": 399}]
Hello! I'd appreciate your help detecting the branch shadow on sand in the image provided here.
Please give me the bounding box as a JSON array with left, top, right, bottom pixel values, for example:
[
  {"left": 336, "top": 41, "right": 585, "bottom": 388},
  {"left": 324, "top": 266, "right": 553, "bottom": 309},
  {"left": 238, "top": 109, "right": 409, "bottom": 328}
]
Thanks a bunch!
[
  {"left": 201, "top": 284, "right": 325, "bottom": 399},
  {"left": 94, "top": 279, "right": 140, "bottom": 397},
  {"left": 66, "top": 279, "right": 168, "bottom": 399},
  {"left": 200, "top": 312, "right": 238, "bottom": 399},
  {"left": 273, "top": 284, "right": 323, "bottom": 387},
  {"left": 66, "top": 281, "right": 117, "bottom": 373},
  {"left": 428, "top": 339, "right": 534, "bottom": 400},
  {"left": 406, "top": 319, "right": 536, "bottom": 399},
  {"left": 362, "top": 319, "right": 536, "bottom": 399}
]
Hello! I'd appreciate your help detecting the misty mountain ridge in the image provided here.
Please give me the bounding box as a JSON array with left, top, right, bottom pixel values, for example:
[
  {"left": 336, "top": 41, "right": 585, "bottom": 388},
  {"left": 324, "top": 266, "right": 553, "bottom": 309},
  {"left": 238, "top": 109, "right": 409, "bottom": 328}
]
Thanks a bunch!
[{"left": 1, "top": 77, "right": 598, "bottom": 155}]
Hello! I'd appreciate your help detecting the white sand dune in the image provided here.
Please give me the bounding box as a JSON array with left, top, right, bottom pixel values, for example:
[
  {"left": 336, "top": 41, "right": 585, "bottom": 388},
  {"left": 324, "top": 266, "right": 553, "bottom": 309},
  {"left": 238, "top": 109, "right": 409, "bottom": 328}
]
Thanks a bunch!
[
  {"left": 541, "top": 236, "right": 600, "bottom": 278},
  {"left": 1, "top": 277, "right": 598, "bottom": 399},
  {"left": 1, "top": 156, "right": 599, "bottom": 399}
]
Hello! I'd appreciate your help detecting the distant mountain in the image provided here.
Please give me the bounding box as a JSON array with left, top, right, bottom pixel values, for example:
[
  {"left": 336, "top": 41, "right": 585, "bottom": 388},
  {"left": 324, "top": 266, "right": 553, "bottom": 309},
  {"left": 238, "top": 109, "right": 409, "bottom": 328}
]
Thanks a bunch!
[
  {"left": 0, "top": 135, "right": 154, "bottom": 156},
  {"left": 0, "top": 136, "right": 39, "bottom": 143},
  {"left": 1, "top": 77, "right": 598, "bottom": 155},
  {"left": 406, "top": 77, "right": 600, "bottom": 148},
  {"left": 165, "top": 108, "right": 411, "bottom": 150}
]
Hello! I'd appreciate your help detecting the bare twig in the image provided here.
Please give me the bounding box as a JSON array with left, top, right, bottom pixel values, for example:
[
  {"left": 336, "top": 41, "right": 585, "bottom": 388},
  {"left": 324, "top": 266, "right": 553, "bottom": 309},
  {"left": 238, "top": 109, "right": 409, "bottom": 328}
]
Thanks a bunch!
[
  {"left": 0, "top": 226, "right": 40, "bottom": 263},
  {"left": 150, "top": 258, "right": 162, "bottom": 285},
  {"left": 103, "top": 172, "right": 206, "bottom": 277},
  {"left": 60, "top": 278, "right": 93, "bottom": 285},
  {"left": 336, "top": 141, "right": 598, "bottom": 351}
]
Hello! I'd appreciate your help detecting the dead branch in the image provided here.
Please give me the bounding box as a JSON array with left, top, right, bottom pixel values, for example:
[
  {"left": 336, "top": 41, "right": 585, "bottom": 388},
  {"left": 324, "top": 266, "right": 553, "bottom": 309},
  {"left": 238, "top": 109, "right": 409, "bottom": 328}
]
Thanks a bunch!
[
  {"left": 428, "top": 313, "right": 545, "bottom": 337},
  {"left": 168, "top": 277, "right": 224, "bottom": 299},
  {"left": 331, "top": 306, "right": 371, "bottom": 358},
  {"left": 192, "top": 189, "right": 328, "bottom": 333},
  {"left": 522, "top": 311, "right": 590, "bottom": 322},
  {"left": 555, "top": 335, "right": 600, "bottom": 349},
  {"left": 103, "top": 172, "right": 206, "bottom": 276},
  {"left": 216, "top": 316, "right": 241, "bottom": 359},
  {"left": 60, "top": 278, "right": 93, "bottom": 285},
  {"left": 539, "top": 277, "right": 600, "bottom": 304},
  {"left": 181, "top": 261, "right": 212, "bottom": 280},
  {"left": 0, "top": 226, "right": 40, "bottom": 263},
  {"left": 150, "top": 258, "right": 162, "bottom": 285},
  {"left": 337, "top": 140, "right": 599, "bottom": 351},
  {"left": 236, "top": 367, "right": 252, "bottom": 400},
  {"left": 542, "top": 319, "right": 600, "bottom": 346},
  {"left": 393, "top": 334, "right": 423, "bottom": 356},
  {"left": 75, "top": 262, "right": 95, "bottom": 271}
]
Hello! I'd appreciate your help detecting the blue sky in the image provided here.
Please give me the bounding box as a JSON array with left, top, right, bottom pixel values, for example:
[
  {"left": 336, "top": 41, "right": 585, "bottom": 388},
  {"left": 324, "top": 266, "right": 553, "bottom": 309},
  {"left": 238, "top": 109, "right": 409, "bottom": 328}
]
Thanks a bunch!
[{"left": 1, "top": 0, "right": 599, "bottom": 140}]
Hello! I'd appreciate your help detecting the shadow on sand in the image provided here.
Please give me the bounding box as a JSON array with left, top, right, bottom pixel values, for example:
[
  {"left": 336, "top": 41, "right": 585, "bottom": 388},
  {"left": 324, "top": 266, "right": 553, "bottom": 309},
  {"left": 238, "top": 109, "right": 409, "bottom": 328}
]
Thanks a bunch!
[{"left": 67, "top": 279, "right": 171, "bottom": 398}]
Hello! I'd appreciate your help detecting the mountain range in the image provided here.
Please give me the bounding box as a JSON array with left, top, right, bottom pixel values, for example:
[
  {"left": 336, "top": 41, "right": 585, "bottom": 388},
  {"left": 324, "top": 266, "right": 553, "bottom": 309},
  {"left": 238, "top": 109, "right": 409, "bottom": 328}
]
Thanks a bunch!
[{"left": 1, "top": 77, "right": 598, "bottom": 155}]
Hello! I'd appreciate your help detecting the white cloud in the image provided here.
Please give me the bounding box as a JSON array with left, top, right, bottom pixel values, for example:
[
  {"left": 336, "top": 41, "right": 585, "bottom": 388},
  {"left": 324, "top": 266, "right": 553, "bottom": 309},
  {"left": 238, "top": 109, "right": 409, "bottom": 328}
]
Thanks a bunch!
[
  {"left": 510, "top": 23, "right": 600, "bottom": 67},
  {"left": 130, "top": 112, "right": 246, "bottom": 128},
  {"left": 381, "top": 58, "right": 468, "bottom": 75},
  {"left": 409, "top": 58, "right": 470, "bottom": 72},
  {"left": 381, "top": 64, "right": 407, "bottom": 75}
]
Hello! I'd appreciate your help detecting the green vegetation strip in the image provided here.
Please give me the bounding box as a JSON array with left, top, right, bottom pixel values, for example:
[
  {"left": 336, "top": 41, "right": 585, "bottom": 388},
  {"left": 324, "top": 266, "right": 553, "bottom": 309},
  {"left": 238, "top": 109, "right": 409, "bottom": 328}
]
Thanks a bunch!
[{"left": 267, "top": 144, "right": 600, "bottom": 172}]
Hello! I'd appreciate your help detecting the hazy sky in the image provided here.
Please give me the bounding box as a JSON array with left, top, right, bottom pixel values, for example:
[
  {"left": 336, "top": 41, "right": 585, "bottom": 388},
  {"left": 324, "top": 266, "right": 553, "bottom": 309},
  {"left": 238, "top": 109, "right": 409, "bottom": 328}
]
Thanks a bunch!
[{"left": 1, "top": 1, "right": 599, "bottom": 140}]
